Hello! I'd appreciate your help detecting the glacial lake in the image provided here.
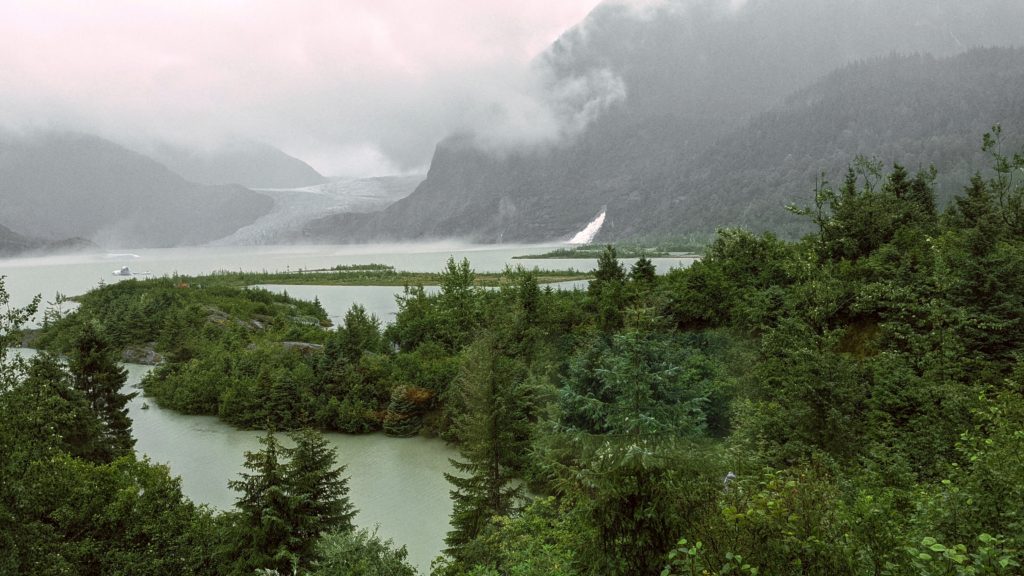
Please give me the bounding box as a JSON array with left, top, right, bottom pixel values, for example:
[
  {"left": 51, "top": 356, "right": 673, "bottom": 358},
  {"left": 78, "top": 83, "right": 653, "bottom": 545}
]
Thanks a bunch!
[
  {"left": 9, "top": 347, "right": 455, "bottom": 574},
  {"left": 0, "top": 242, "right": 696, "bottom": 323},
  {"left": 0, "top": 243, "right": 697, "bottom": 572}
]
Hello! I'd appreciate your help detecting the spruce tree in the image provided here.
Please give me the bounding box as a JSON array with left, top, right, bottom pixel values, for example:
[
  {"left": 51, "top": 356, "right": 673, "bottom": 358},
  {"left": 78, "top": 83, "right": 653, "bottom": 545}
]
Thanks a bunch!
[
  {"left": 227, "top": 430, "right": 297, "bottom": 574},
  {"left": 383, "top": 385, "right": 424, "bottom": 437},
  {"left": 228, "top": 429, "right": 355, "bottom": 573},
  {"left": 443, "top": 335, "right": 528, "bottom": 563},
  {"left": 286, "top": 428, "right": 356, "bottom": 554},
  {"left": 589, "top": 245, "right": 627, "bottom": 332},
  {"left": 67, "top": 321, "right": 135, "bottom": 462}
]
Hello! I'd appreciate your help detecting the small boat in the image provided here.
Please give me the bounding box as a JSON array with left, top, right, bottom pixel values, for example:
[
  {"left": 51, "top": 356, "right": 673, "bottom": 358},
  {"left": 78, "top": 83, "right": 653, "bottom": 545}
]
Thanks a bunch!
[{"left": 112, "top": 266, "right": 152, "bottom": 277}]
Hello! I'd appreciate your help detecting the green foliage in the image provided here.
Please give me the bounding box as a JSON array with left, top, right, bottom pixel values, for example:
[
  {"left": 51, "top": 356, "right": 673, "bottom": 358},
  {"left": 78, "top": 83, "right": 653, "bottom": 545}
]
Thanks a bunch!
[
  {"left": 589, "top": 245, "right": 627, "bottom": 332},
  {"left": 225, "top": 431, "right": 297, "bottom": 575},
  {"left": 4, "top": 454, "right": 217, "bottom": 576},
  {"left": 287, "top": 429, "right": 357, "bottom": 554},
  {"left": 310, "top": 528, "right": 418, "bottom": 576},
  {"left": 896, "top": 534, "right": 1020, "bottom": 576},
  {"left": 456, "top": 497, "right": 585, "bottom": 576},
  {"left": 662, "top": 539, "right": 759, "bottom": 576},
  {"left": 67, "top": 321, "right": 136, "bottom": 462},
  {"left": 225, "top": 428, "right": 356, "bottom": 574},
  {"left": 442, "top": 334, "right": 530, "bottom": 565}
]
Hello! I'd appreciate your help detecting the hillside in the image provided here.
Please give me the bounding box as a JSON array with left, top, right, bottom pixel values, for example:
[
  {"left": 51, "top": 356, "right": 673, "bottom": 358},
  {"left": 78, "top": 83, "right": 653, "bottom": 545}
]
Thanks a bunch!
[
  {"left": 628, "top": 48, "right": 1024, "bottom": 239},
  {"left": 0, "top": 132, "right": 274, "bottom": 247},
  {"left": 147, "top": 141, "right": 327, "bottom": 189},
  {"left": 342, "top": 0, "right": 1024, "bottom": 243},
  {"left": 0, "top": 223, "right": 33, "bottom": 255},
  {"left": 0, "top": 223, "right": 97, "bottom": 256}
]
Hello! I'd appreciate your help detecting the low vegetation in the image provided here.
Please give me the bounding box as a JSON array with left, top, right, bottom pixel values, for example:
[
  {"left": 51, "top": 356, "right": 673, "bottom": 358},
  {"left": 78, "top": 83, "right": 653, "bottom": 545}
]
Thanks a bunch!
[{"left": 190, "top": 263, "right": 592, "bottom": 288}]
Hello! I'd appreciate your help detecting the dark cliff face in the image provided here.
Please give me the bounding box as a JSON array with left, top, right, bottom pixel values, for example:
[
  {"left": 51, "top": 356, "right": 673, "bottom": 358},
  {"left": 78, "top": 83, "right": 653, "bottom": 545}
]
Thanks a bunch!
[
  {"left": 356, "top": 0, "right": 1024, "bottom": 243},
  {"left": 0, "top": 132, "right": 274, "bottom": 247}
]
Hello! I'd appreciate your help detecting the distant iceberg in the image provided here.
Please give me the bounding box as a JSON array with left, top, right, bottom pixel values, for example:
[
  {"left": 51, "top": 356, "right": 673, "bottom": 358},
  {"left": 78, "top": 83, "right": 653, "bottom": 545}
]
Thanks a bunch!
[{"left": 568, "top": 209, "right": 606, "bottom": 245}]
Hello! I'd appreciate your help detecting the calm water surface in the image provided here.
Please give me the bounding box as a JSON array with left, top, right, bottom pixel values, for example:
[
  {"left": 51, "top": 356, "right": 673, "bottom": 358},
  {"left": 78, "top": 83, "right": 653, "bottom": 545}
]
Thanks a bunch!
[{"left": 0, "top": 243, "right": 695, "bottom": 322}]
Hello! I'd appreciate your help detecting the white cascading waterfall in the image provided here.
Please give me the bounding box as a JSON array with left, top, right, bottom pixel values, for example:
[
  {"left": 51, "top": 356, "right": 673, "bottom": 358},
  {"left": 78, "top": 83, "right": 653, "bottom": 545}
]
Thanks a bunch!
[{"left": 568, "top": 209, "right": 607, "bottom": 245}]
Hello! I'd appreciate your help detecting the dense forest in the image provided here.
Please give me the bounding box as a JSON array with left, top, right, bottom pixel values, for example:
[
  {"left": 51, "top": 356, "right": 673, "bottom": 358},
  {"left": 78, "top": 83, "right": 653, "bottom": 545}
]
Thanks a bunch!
[{"left": 3, "top": 130, "right": 1024, "bottom": 574}]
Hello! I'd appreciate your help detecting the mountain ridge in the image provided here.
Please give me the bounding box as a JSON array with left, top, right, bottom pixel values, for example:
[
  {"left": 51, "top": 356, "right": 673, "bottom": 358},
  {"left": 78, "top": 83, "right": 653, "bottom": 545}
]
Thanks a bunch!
[
  {"left": 328, "top": 0, "right": 1024, "bottom": 243},
  {"left": 146, "top": 141, "right": 327, "bottom": 189},
  {"left": 0, "top": 131, "right": 275, "bottom": 248}
]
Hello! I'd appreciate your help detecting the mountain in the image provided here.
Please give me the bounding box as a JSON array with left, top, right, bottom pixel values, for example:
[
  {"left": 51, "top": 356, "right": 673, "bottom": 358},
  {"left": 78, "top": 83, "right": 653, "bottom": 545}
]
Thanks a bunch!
[
  {"left": 0, "top": 132, "right": 274, "bottom": 247},
  {"left": 0, "top": 223, "right": 34, "bottom": 255},
  {"left": 628, "top": 48, "right": 1024, "bottom": 239},
  {"left": 147, "top": 141, "right": 326, "bottom": 189},
  {"left": 344, "top": 0, "right": 1024, "bottom": 243},
  {"left": 0, "top": 222, "right": 97, "bottom": 256}
]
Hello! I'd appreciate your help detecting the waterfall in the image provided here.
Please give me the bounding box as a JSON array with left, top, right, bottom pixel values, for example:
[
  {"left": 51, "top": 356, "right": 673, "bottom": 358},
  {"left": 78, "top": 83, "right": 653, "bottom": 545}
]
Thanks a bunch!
[{"left": 568, "top": 209, "right": 607, "bottom": 245}]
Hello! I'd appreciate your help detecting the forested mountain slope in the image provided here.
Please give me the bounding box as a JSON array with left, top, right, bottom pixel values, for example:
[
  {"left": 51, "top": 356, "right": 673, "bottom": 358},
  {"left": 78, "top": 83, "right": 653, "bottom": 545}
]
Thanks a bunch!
[
  {"left": 0, "top": 132, "right": 274, "bottom": 247},
  {"left": 342, "top": 0, "right": 1024, "bottom": 243},
  {"left": 630, "top": 48, "right": 1024, "bottom": 238}
]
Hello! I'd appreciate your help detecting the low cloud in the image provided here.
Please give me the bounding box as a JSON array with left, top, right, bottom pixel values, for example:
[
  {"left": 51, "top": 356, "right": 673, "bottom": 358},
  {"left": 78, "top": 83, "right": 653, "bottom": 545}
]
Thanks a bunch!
[
  {"left": 455, "top": 65, "right": 627, "bottom": 153},
  {"left": 0, "top": 0, "right": 601, "bottom": 176},
  {"left": 0, "top": 0, "right": 756, "bottom": 176}
]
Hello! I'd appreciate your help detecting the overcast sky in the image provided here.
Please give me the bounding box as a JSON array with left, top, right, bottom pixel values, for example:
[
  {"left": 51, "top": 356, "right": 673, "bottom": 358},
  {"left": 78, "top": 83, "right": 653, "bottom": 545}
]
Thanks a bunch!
[{"left": 0, "top": 0, "right": 609, "bottom": 176}]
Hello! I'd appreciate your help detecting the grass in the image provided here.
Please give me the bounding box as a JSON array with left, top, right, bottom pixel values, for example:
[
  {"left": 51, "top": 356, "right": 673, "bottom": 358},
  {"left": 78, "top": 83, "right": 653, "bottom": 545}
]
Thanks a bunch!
[{"left": 184, "top": 263, "right": 593, "bottom": 287}]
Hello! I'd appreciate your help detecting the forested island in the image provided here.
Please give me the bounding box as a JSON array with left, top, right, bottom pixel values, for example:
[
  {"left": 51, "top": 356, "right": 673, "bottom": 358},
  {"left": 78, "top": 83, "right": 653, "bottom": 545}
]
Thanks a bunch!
[
  {"left": 183, "top": 263, "right": 593, "bottom": 288},
  {"left": 3, "top": 133, "right": 1024, "bottom": 575}
]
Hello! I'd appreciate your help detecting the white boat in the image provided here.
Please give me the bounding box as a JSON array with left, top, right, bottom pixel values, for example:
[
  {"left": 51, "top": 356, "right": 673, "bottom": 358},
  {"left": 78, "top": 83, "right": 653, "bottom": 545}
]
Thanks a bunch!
[{"left": 112, "top": 266, "right": 151, "bottom": 277}]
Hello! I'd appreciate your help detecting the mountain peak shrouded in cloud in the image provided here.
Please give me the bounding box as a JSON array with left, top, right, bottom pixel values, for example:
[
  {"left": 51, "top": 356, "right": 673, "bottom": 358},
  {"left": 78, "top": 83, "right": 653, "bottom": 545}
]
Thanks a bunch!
[
  {"left": 0, "top": 131, "right": 275, "bottom": 247},
  {"left": 0, "top": 0, "right": 604, "bottom": 177},
  {"left": 316, "top": 0, "right": 1024, "bottom": 243},
  {"left": 145, "top": 140, "right": 327, "bottom": 189}
]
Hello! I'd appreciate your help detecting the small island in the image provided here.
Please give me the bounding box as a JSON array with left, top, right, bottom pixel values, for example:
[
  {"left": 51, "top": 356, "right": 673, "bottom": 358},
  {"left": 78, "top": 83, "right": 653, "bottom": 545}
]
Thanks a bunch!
[{"left": 187, "top": 263, "right": 592, "bottom": 287}]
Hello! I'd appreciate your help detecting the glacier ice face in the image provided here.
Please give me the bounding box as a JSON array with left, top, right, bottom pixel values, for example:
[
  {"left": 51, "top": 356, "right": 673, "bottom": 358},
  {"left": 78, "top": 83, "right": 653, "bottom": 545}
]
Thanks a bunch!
[{"left": 568, "top": 209, "right": 606, "bottom": 245}]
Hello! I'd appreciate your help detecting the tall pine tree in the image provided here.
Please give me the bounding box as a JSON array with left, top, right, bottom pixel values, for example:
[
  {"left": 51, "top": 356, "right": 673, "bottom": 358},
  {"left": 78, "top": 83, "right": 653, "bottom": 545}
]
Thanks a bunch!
[
  {"left": 67, "top": 321, "right": 135, "bottom": 462},
  {"left": 226, "top": 430, "right": 297, "bottom": 575},
  {"left": 286, "top": 428, "right": 357, "bottom": 563},
  {"left": 227, "top": 429, "right": 356, "bottom": 574},
  {"left": 443, "top": 334, "right": 529, "bottom": 568}
]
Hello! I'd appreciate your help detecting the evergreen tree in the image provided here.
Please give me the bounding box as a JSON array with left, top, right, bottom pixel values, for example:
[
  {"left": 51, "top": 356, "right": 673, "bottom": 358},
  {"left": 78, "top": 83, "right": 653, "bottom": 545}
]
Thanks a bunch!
[
  {"left": 227, "top": 429, "right": 355, "bottom": 573},
  {"left": 226, "top": 430, "right": 297, "bottom": 575},
  {"left": 66, "top": 321, "right": 135, "bottom": 462},
  {"left": 286, "top": 428, "right": 357, "bottom": 563},
  {"left": 443, "top": 335, "right": 528, "bottom": 566},
  {"left": 20, "top": 352, "right": 107, "bottom": 462},
  {"left": 909, "top": 165, "right": 938, "bottom": 222},
  {"left": 589, "top": 245, "right": 627, "bottom": 333},
  {"left": 557, "top": 331, "right": 712, "bottom": 576},
  {"left": 630, "top": 254, "right": 657, "bottom": 285},
  {"left": 437, "top": 257, "right": 481, "bottom": 351},
  {"left": 326, "top": 304, "right": 383, "bottom": 368},
  {"left": 383, "top": 385, "right": 425, "bottom": 437}
]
